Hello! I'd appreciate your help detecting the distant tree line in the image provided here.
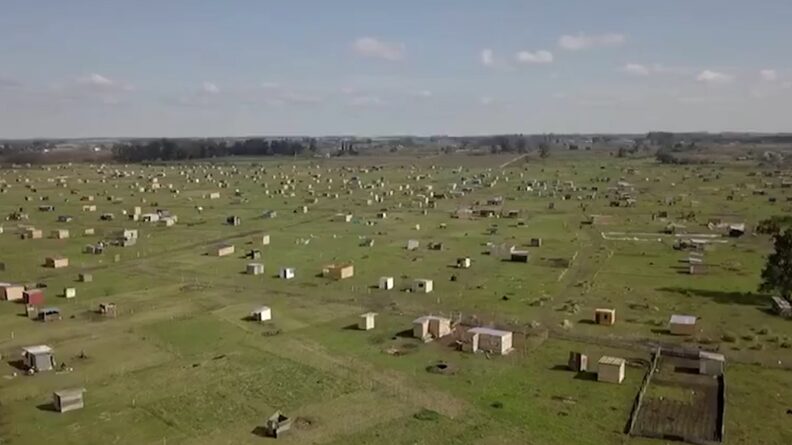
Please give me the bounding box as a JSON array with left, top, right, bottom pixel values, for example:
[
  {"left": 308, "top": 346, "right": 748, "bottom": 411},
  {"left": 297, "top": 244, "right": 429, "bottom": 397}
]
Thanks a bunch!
[
  {"left": 451, "top": 134, "right": 553, "bottom": 155},
  {"left": 111, "top": 138, "right": 318, "bottom": 162}
]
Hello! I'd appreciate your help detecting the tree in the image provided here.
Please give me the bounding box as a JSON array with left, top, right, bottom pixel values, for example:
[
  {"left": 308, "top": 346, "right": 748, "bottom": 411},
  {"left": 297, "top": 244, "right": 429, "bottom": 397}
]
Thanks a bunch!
[
  {"left": 538, "top": 142, "right": 550, "bottom": 158},
  {"left": 760, "top": 228, "right": 792, "bottom": 299}
]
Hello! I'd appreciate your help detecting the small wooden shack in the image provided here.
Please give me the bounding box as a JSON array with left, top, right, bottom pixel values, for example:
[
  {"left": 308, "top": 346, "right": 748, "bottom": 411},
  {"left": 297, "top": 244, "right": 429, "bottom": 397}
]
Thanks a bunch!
[
  {"left": 464, "top": 327, "right": 513, "bottom": 355},
  {"left": 279, "top": 267, "right": 295, "bottom": 280},
  {"left": 669, "top": 314, "right": 697, "bottom": 336},
  {"left": 358, "top": 312, "right": 377, "bottom": 330},
  {"left": 406, "top": 239, "right": 420, "bottom": 251},
  {"left": 51, "top": 229, "right": 70, "bottom": 240},
  {"left": 568, "top": 352, "right": 588, "bottom": 372},
  {"left": 456, "top": 257, "right": 471, "bottom": 269},
  {"left": 24, "top": 289, "right": 44, "bottom": 305},
  {"left": 771, "top": 296, "right": 791, "bottom": 318},
  {"left": 64, "top": 288, "right": 76, "bottom": 299},
  {"left": 597, "top": 356, "right": 625, "bottom": 384},
  {"left": 699, "top": 351, "right": 725, "bottom": 376},
  {"left": 379, "top": 276, "right": 394, "bottom": 290},
  {"left": 594, "top": 308, "right": 616, "bottom": 326},
  {"left": 247, "top": 263, "right": 264, "bottom": 275},
  {"left": 251, "top": 306, "right": 272, "bottom": 322},
  {"left": 412, "top": 279, "right": 433, "bottom": 293},
  {"left": 38, "top": 307, "right": 61, "bottom": 322},
  {"left": 45, "top": 256, "right": 69, "bottom": 269},
  {"left": 23, "top": 228, "right": 43, "bottom": 239},
  {"left": 53, "top": 388, "right": 85, "bottom": 413},
  {"left": 99, "top": 303, "right": 117, "bottom": 317},
  {"left": 323, "top": 263, "right": 354, "bottom": 280},
  {"left": 263, "top": 411, "right": 292, "bottom": 438},
  {"left": 22, "top": 345, "right": 54, "bottom": 372},
  {"left": 510, "top": 251, "right": 530, "bottom": 263},
  {"left": 412, "top": 315, "right": 451, "bottom": 342},
  {"left": 1, "top": 284, "right": 24, "bottom": 301},
  {"left": 212, "top": 244, "right": 235, "bottom": 257}
]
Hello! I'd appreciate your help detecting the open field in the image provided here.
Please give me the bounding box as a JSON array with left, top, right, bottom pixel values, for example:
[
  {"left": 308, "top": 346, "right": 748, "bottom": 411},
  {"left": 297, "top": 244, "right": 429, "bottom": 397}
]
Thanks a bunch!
[{"left": 1, "top": 152, "right": 791, "bottom": 445}]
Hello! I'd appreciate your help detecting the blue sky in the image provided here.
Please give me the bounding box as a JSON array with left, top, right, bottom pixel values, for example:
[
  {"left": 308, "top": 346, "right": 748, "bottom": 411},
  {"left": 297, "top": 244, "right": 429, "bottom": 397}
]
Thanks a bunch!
[{"left": 1, "top": 0, "right": 791, "bottom": 137}]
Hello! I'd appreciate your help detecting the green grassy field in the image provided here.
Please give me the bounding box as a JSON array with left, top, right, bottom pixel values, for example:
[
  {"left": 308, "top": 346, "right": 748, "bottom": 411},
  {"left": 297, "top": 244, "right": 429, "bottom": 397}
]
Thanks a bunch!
[{"left": 0, "top": 153, "right": 791, "bottom": 444}]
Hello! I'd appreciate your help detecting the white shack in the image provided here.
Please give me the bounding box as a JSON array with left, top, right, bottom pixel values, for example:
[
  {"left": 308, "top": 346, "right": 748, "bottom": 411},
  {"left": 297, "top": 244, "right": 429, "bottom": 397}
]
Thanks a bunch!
[{"left": 464, "top": 327, "right": 513, "bottom": 355}]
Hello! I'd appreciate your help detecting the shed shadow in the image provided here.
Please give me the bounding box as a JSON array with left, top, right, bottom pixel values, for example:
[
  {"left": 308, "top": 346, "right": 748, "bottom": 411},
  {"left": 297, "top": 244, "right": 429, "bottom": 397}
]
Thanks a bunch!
[
  {"left": 657, "top": 287, "right": 766, "bottom": 306},
  {"left": 394, "top": 328, "right": 414, "bottom": 339},
  {"left": 36, "top": 403, "right": 58, "bottom": 412},
  {"left": 573, "top": 371, "right": 598, "bottom": 381}
]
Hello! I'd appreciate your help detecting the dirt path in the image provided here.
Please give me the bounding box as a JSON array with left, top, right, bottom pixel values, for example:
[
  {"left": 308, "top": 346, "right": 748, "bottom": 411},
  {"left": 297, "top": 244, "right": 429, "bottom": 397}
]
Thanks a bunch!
[{"left": 499, "top": 153, "right": 528, "bottom": 169}]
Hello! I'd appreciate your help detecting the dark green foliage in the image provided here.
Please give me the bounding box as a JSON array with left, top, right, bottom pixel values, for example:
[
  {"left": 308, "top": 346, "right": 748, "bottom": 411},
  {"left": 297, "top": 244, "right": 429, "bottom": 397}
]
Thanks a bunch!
[
  {"left": 112, "top": 137, "right": 317, "bottom": 162},
  {"left": 759, "top": 228, "right": 792, "bottom": 298},
  {"left": 413, "top": 409, "right": 441, "bottom": 421},
  {"left": 756, "top": 216, "right": 792, "bottom": 235}
]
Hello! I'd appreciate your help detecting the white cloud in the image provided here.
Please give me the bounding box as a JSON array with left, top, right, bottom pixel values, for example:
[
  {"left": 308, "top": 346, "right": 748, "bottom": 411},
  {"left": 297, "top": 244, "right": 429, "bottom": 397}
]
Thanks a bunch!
[
  {"left": 622, "top": 63, "right": 650, "bottom": 76},
  {"left": 479, "top": 96, "right": 494, "bottom": 105},
  {"left": 480, "top": 49, "right": 494, "bottom": 67},
  {"left": 515, "top": 50, "right": 554, "bottom": 64},
  {"left": 75, "top": 73, "right": 133, "bottom": 92},
  {"left": 760, "top": 69, "right": 778, "bottom": 82},
  {"left": 558, "top": 32, "right": 625, "bottom": 51},
  {"left": 783, "top": 81, "right": 792, "bottom": 89},
  {"left": 413, "top": 90, "right": 433, "bottom": 98},
  {"left": 696, "top": 70, "right": 734, "bottom": 85},
  {"left": 80, "top": 73, "right": 114, "bottom": 87},
  {"left": 202, "top": 81, "right": 220, "bottom": 94},
  {"left": 352, "top": 37, "right": 405, "bottom": 61},
  {"left": 260, "top": 81, "right": 281, "bottom": 89}
]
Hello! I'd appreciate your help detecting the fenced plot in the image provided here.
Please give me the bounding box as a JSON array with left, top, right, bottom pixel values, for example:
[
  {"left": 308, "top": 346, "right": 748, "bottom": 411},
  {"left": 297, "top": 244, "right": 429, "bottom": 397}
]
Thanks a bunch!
[{"left": 631, "top": 356, "right": 723, "bottom": 444}]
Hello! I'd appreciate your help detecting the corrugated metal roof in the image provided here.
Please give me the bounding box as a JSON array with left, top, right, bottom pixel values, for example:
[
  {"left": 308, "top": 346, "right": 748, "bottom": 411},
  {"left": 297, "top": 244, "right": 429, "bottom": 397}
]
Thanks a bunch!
[
  {"left": 670, "top": 314, "right": 697, "bottom": 325},
  {"left": 22, "top": 345, "right": 52, "bottom": 354},
  {"left": 413, "top": 315, "right": 449, "bottom": 323},
  {"left": 468, "top": 327, "right": 511, "bottom": 337},
  {"left": 598, "top": 356, "right": 625, "bottom": 366},
  {"left": 699, "top": 351, "right": 725, "bottom": 361}
]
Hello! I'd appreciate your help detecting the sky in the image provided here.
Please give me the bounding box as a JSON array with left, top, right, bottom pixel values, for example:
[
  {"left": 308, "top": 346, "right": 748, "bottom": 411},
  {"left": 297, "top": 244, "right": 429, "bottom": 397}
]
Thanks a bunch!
[{"left": 1, "top": 0, "right": 791, "bottom": 138}]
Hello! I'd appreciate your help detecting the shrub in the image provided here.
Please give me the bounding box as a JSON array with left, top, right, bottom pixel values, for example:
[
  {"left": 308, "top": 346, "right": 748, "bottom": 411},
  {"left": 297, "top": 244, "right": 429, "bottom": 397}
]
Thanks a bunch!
[{"left": 413, "top": 409, "right": 441, "bottom": 421}]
